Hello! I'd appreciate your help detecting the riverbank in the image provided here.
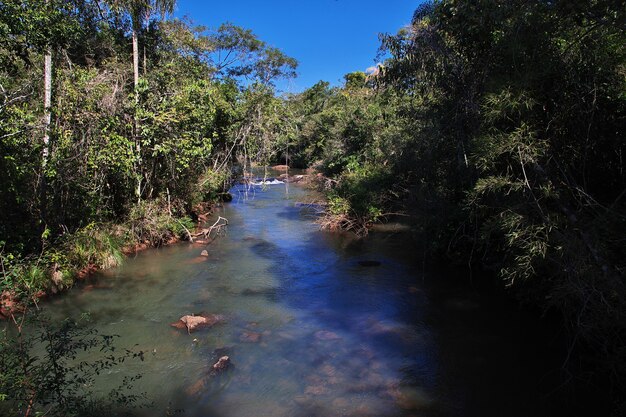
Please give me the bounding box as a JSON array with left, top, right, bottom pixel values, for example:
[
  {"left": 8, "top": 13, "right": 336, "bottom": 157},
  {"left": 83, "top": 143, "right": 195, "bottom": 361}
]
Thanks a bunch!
[
  {"left": 0, "top": 167, "right": 316, "bottom": 319},
  {"left": 0, "top": 198, "right": 223, "bottom": 319}
]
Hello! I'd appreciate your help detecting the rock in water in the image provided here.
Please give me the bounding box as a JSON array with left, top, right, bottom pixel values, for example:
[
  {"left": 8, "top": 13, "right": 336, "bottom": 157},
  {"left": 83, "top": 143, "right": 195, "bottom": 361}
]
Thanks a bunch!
[
  {"left": 239, "top": 331, "right": 262, "bottom": 343},
  {"left": 170, "top": 313, "right": 224, "bottom": 333},
  {"left": 212, "top": 356, "right": 231, "bottom": 373},
  {"left": 200, "top": 250, "right": 209, "bottom": 257}
]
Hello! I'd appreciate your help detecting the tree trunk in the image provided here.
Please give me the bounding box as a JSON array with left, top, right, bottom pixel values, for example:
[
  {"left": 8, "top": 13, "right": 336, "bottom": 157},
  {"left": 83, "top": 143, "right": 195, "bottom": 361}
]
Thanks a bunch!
[
  {"left": 132, "top": 29, "right": 139, "bottom": 102},
  {"left": 41, "top": 30, "right": 52, "bottom": 222},
  {"left": 132, "top": 28, "right": 142, "bottom": 200},
  {"left": 43, "top": 49, "right": 52, "bottom": 167}
]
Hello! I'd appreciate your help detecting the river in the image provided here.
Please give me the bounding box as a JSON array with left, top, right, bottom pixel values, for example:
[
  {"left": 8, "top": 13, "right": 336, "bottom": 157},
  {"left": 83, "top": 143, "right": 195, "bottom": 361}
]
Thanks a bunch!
[{"left": 43, "top": 174, "right": 560, "bottom": 417}]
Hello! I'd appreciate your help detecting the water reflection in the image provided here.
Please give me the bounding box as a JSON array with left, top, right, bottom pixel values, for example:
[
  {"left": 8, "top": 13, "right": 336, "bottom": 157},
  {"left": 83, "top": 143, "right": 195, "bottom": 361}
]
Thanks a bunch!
[{"left": 41, "top": 176, "right": 556, "bottom": 417}]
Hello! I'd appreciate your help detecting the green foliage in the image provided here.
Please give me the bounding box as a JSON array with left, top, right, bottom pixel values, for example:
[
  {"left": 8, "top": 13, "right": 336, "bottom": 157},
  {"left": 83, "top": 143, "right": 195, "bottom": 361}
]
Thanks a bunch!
[
  {"left": 0, "top": 250, "right": 47, "bottom": 297},
  {"left": 170, "top": 216, "right": 195, "bottom": 240},
  {"left": 343, "top": 71, "right": 367, "bottom": 89},
  {"left": 61, "top": 224, "right": 125, "bottom": 271},
  {"left": 375, "top": 0, "right": 625, "bottom": 404},
  {"left": 0, "top": 311, "right": 146, "bottom": 417},
  {"left": 195, "top": 168, "right": 230, "bottom": 203},
  {"left": 280, "top": 0, "right": 626, "bottom": 407},
  {"left": 0, "top": 3, "right": 296, "bottom": 254},
  {"left": 126, "top": 197, "right": 187, "bottom": 246}
]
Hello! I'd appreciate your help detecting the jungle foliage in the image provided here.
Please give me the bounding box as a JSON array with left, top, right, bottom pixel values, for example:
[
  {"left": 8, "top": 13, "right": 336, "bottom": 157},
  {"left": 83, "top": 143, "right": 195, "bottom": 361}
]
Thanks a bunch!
[
  {"left": 1, "top": 0, "right": 625, "bottom": 413},
  {"left": 0, "top": 0, "right": 296, "bottom": 296},
  {"left": 281, "top": 0, "right": 626, "bottom": 410},
  {"left": 1, "top": 1, "right": 297, "bottom": 413}
]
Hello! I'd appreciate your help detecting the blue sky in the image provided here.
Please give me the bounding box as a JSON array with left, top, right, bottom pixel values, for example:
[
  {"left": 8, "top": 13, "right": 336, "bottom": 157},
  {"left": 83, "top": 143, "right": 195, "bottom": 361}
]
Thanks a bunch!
[{"left": 173, "top": 0, "right": 418, "bottom": 93}]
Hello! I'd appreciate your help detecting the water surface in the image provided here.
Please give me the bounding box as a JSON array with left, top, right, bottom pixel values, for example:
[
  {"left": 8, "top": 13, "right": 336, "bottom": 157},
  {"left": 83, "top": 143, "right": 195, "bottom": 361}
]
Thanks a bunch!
[{"left": 44, "top": 178, "right": 558, "bottom": 417}]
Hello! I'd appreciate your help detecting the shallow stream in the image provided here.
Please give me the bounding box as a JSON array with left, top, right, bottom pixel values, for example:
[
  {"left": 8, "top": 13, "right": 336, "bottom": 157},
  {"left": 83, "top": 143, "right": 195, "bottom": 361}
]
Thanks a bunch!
[{"left": 43, "top": 175, "right": 559, "bottom": 417}]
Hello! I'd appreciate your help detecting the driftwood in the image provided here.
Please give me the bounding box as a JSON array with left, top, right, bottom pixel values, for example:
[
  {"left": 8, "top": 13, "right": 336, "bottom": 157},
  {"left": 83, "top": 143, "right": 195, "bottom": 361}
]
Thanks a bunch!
[{"left": 193, "top": 216, "right": 229, "bottom": 242}]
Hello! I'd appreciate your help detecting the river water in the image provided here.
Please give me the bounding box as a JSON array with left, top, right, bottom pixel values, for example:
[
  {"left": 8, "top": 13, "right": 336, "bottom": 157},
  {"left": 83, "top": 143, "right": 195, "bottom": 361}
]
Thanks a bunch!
[{"left": 43, "top": 176, "right": 560, "bottom": 417}]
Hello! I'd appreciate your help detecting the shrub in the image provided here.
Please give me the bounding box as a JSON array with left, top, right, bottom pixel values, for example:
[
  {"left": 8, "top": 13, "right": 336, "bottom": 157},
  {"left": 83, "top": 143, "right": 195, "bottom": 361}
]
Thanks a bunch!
[
  {"left": 126, "top": 198, "right": 194, "bottom": 246},
  {"left": 194, "top": 169, "right": 231, "bottom": 204},
  {"left": 0, "top": 311, "right": 146, "bottom": 417},
  {"left": 61, "top": 224, "right": 125, "bottom": 271}
]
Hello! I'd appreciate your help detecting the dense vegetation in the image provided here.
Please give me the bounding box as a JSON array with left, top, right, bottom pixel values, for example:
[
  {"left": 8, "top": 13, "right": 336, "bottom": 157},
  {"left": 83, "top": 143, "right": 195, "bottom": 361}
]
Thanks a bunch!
[
  {"left": 1, "top": 3, "right": 296, "bottom": 412},
  {"left": 281, "top": 0, "right": 625, "bottom": 412},
  {"left": 1, "top": 0, "right": 625, "bottom": 414},
  {"left": 0, "top": 0, "right": 296, "bottom": 300}
]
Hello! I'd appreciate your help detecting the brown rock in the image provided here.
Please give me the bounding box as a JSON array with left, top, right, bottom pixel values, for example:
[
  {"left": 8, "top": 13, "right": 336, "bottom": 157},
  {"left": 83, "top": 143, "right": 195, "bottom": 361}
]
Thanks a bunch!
[
  {"left": 293, "top": 395, "right": 310, "bottom": 405},
  {"left": 211, "top": 356, "right": 231, "bottom": 373},
  {"left": 170, "top": 319, "right": 187, "bottom": 330},
  {"left": 187, "top": 256, "right": 207, "bottom": 264},
  {"left": 272, "top": 165, "right": 289, "bottom": 171},
  {"left": 239, "top": 331, "right": 262, "bottom": 343},
  {"left": 186, "top": 378, "right": 206, "bottom": 396},
  {"left": 170, "top": 313, "right": 224, "bottom": 333}
]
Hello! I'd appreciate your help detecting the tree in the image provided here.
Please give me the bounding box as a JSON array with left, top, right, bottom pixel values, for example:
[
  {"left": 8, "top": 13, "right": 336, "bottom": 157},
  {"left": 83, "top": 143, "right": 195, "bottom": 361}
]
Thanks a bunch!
[{"left": 107, "top": 0, "right": 175, "bottom": 200}]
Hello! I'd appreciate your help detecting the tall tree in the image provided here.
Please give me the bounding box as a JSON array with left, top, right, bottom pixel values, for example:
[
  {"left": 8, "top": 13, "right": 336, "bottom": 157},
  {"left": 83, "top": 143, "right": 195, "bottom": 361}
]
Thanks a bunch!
[
  {"left": 110, "top": 0, "right": 175, "bottom": 98},
  {"left": 108, "top": 0, "right": 175, "bottom": 200},
  {"left": 42, "top": 0, "right": 52, "bottom": 170}
]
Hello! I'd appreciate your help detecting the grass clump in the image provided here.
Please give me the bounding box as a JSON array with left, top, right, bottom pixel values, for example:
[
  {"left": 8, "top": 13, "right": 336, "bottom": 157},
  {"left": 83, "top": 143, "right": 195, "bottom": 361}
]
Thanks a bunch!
[
  {"left": 126, "top": 197, "right": 195, "bottom": 247},
  {"left": 61, "top": 224, "right": 125, "bottom": 271}
]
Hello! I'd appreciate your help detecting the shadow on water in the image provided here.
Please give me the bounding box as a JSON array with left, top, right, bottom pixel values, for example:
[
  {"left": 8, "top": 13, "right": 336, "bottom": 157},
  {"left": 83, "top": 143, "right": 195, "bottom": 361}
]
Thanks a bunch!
[{"left": 38, "top": 175, "right": 575, "bottom": 417}]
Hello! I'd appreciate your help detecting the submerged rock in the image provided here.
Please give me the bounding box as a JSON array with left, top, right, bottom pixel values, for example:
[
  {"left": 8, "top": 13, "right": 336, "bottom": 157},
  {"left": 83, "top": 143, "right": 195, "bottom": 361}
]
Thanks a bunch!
[
  {"left": 186, "top": 378, "right": 206, "bottom": 396},
  {"left": 170, "top": 313, "right": 224, "bottom": 333},
  {"left": 315, "top": 330, "right": 341, "bottom": 341},
  {"left": 239, "top": 331, "right": 262, "bottom": 343},
  {"left": 186, "top": 256, "right": 208, "bottom": 264},
  {"left": 304, "top": 384, "right": 330, "bottom": 396}
]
